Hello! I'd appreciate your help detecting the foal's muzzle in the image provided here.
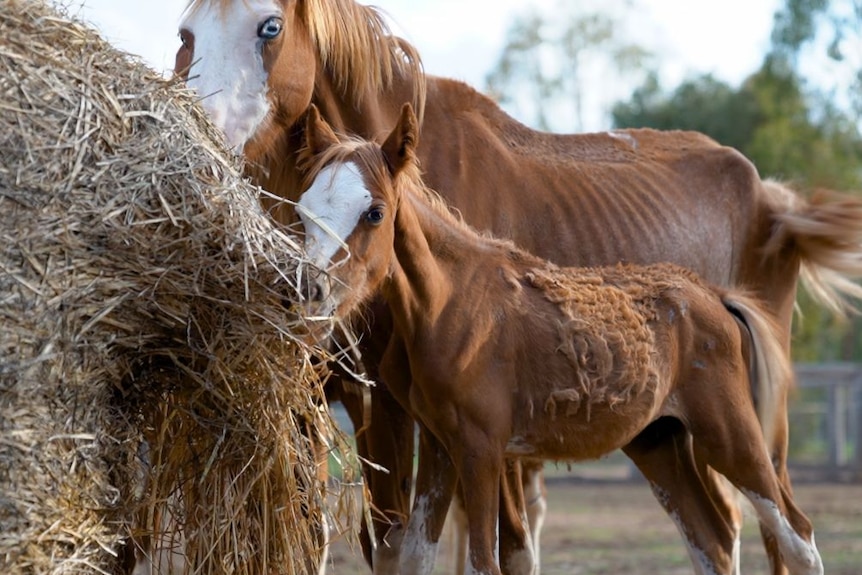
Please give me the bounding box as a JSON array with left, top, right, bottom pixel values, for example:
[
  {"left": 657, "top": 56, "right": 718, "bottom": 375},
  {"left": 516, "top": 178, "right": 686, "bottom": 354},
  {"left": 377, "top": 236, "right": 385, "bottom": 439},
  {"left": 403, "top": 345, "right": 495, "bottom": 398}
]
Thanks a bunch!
[{"left": 299, "top": 267, "right": 332, "bottom": 308}]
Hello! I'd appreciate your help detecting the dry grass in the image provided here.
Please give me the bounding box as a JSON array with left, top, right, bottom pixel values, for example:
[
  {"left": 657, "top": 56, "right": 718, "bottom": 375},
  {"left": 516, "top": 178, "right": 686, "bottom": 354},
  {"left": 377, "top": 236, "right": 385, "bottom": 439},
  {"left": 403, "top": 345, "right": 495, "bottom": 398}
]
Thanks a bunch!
[{"left": 0, "top": 1, "right": 353, "bottom": 573}]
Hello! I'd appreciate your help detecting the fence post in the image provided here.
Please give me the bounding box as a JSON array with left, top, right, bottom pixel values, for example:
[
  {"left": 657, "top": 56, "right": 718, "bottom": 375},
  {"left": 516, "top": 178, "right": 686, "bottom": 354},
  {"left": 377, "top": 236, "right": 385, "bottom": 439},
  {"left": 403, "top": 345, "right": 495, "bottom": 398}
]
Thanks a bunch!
[
  {"left": 856, "top": 372, "right": 862, "bottom": 476},
  {"left": 826, "top": 383, "right": 849, "bottom": 479}
]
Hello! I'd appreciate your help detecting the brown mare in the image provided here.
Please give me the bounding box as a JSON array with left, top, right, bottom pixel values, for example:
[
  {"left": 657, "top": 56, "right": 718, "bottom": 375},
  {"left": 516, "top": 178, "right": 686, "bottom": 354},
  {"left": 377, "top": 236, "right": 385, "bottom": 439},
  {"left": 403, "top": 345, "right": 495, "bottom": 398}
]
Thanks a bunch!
[
  {"left": 175, "top": 1, "right": 862, "bottom": 573},
  {"left": 295, "top": 104, "right": 824, "bottom": 575}
]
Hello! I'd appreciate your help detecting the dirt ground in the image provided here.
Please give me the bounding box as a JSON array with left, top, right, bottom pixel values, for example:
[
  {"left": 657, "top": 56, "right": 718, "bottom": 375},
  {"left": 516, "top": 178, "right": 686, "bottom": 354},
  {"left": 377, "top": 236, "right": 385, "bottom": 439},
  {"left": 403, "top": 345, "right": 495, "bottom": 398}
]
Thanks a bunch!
[{"left": 324, "top": 476, "right": 862, "bottom": 574}]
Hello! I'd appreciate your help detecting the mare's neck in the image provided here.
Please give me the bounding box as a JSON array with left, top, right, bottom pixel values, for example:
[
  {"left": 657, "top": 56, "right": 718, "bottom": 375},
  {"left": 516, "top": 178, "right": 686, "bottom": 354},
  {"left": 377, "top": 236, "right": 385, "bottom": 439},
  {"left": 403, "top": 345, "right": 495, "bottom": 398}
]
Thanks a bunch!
[
  {"left": 312, "top": 68, "right": 417, "bottom": 141},
  {"left": 246, "top": 69, "right": 419, "bottom": 222}
]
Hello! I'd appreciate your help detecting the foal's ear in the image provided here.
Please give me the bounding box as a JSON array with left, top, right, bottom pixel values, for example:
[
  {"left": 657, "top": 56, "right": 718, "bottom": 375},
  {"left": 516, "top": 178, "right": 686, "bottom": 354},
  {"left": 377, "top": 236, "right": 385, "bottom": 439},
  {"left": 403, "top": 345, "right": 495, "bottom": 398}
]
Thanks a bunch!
[
  {"left": 381, "top": 103, "right": 419, "bottom": 175},
  {"left": 303, "top": 104, "right": 340, "bottom": 157}
]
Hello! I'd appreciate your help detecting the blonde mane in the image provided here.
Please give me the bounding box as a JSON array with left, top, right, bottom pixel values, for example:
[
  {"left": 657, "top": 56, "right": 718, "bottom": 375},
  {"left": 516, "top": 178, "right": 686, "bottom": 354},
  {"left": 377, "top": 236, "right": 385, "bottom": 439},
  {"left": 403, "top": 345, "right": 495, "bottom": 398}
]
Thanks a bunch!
[{"left": 183, "top": 0, "right": 427, "bottom": 123}]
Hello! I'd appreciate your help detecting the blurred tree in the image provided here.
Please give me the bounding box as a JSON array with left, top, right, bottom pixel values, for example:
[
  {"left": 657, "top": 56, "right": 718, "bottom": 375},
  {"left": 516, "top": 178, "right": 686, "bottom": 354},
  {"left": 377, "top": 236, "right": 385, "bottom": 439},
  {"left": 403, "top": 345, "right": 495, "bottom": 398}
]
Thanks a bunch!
[
  {"left": 769, "top": 0, "right": 862, "bottom": 130},
  {"left": 484, "top": 0, "right": 652, "bottom": 132}
]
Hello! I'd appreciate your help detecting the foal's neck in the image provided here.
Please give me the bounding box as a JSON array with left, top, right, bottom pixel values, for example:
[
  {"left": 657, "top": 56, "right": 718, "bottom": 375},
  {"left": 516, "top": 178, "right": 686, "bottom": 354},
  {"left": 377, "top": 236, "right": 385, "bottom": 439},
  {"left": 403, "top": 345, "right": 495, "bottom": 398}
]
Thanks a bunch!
[{"left": 384, "top": 188, "right": 518, "bottom": 334}]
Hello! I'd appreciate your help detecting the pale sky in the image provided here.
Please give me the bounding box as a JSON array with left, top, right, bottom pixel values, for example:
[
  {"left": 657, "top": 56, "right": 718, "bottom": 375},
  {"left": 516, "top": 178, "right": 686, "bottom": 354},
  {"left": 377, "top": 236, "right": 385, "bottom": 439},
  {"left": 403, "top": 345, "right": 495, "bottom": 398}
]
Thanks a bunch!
[{"left": 71, "top": 0, "right": 782, "bottom": 131}]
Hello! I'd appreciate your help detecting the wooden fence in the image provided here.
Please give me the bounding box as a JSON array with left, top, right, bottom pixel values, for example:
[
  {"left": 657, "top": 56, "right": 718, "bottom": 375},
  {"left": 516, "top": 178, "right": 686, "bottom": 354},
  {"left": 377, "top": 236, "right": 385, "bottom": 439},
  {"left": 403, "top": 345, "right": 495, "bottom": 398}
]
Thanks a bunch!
[{"left": 790, "top": 363, "right": 862, "bottom": 480}]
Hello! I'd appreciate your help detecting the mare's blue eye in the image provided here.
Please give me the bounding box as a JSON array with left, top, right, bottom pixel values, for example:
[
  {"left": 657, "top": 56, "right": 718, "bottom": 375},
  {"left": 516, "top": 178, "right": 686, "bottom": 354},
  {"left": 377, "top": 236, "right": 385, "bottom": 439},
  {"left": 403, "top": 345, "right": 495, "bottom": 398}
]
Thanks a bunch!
[
  {"left": 258, "top": 17, "right": 283, "bottom": 40},
  {"left": 365, "top": 207, "right": 385, "bottom": 225}
]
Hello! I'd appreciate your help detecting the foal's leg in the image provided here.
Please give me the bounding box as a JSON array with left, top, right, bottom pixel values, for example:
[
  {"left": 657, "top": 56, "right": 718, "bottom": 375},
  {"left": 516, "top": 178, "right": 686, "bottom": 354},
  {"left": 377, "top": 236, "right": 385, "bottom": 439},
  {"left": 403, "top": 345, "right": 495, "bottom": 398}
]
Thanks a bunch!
[
  {"left": 451, "top": 462, "right": 539, "bottom": 575},
  {"left": 371, "top": 334, "right": 422, "bottom": 574},
  {"left": 623, "top": 417, "right": 741, "bottom": 575},
  {"left": 449, "top": 428, "right": 506, "bottom": 575},
  {"left": 398, "top": 427, "right": 457, "bottom": 575},
  {"left": 687, "top": 392, "right": 822, "bottom": 574}
]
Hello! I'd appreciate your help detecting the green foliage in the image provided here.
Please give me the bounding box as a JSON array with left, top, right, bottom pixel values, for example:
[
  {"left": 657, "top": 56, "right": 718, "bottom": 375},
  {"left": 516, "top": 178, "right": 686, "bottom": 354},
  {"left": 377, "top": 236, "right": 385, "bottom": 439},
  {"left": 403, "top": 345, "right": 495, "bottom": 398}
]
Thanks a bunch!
[
  {"left": 771, "top": 0, "right": 831, "bottom": 57},
  {"left": 612, "top": 73, "right": 760, "bottom": 153},
  {"left": 612, "top": 58, "right": 862, "bottom": 191}
]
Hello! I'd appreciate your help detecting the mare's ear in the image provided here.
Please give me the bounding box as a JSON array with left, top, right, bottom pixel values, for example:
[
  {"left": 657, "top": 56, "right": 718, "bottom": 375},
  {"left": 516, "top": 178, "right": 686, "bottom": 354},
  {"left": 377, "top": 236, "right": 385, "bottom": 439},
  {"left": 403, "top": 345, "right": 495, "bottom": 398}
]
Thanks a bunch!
[
  {"left": 381, "top": 103, "right": 419, "bottom": 175},
  {"left": 303, "top": 104, "right": 340, "bottom": 157}
]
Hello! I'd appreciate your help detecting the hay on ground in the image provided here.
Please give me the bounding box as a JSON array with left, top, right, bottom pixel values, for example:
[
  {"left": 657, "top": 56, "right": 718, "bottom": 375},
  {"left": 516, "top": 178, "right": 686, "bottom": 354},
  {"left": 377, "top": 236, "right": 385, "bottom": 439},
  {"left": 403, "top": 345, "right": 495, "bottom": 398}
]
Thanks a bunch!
[{"left": 0, "top": 1, "right": 352, "bottom": 573}]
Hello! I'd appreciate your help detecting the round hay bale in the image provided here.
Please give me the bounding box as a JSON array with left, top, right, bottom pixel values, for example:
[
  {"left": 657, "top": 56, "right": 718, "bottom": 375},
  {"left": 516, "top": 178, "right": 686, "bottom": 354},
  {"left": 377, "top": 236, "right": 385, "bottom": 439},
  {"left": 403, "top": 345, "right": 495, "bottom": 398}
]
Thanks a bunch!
[{"left": 0, "top": 1, "right": 348, "bottom": 573}]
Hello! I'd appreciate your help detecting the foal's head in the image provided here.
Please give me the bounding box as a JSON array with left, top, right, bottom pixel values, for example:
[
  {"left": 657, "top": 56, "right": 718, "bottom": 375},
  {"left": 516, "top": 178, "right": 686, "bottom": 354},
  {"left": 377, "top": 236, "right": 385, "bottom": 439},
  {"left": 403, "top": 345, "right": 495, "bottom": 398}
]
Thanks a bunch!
[{"left": 297, "top": 104, "right": 420, "bottom": 318}]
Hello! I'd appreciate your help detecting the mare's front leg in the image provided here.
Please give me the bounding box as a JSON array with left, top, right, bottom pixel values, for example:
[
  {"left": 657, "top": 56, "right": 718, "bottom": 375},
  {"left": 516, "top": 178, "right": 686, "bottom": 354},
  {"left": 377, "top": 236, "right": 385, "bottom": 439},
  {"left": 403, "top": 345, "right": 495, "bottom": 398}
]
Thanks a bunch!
[
  {"left": 364, "top": 329, "right": 418, "bottom": 574},
  {"left": 398, "top": 426, "right": 457, "bottom": 574},
  {"left": 335, "top": 377, "right": 414, "bottom": 573}
]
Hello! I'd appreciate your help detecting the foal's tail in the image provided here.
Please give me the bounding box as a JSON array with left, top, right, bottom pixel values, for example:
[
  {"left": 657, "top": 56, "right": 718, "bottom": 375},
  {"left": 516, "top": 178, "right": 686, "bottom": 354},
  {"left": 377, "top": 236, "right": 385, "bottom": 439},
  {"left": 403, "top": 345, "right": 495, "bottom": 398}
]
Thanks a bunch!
[
  {"left": 762, "top": 179, "right": 862, "bottom": 315},
  {"left": 722, "top": 292, "right": 793, "bottom": 448}
]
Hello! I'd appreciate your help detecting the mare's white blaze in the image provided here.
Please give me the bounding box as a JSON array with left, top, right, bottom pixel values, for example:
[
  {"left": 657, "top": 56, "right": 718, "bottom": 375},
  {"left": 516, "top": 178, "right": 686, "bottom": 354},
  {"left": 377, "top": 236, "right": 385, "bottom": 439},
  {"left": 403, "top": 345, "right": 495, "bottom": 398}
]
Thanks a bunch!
[
  {"left": 180, "top": 0, "right": 279, "bottom": 149},
  {"left": 399, "top": 494, "right": 440, "bottom": 575},
  {"left": 297, "top": 162, "right": 371, "bottom": 269},
  {"left": 741, "top": 489, "right": 823, "bottom": 575}
]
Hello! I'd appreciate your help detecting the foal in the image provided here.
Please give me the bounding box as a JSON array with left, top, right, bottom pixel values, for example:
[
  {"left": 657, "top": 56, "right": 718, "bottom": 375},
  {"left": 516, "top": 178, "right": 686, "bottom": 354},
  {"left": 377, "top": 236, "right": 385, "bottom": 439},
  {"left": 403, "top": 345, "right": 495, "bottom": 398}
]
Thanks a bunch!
[{"left": 297, "top": 105, "right": 823, "bottom": 575}]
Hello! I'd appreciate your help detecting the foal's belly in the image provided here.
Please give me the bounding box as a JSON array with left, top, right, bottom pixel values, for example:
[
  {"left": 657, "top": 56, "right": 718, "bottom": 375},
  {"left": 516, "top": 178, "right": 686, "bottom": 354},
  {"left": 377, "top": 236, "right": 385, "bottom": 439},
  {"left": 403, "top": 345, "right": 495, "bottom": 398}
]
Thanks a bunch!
[{"left": 505, "top": 392, "right": 662, "bottom": 462}]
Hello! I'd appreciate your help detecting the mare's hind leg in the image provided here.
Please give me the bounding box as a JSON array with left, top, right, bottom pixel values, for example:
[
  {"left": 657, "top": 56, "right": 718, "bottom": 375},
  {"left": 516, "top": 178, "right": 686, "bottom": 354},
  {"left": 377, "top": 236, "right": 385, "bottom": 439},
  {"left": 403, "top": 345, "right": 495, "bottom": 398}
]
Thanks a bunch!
[
  {"left": 522, "top": 460, "right": 546, "bottom": 573},
  {"left": 686, "top": 388, "right": 821, "bottom": 574},
  {"left": 758, "top": 386, "right": 793, "bottom": 575},
  {"left": 623, "top": 417, "right": 741, "bottom": 575},
  {"left": 499, "top": 460, "right": 536, "bottom": 575}
]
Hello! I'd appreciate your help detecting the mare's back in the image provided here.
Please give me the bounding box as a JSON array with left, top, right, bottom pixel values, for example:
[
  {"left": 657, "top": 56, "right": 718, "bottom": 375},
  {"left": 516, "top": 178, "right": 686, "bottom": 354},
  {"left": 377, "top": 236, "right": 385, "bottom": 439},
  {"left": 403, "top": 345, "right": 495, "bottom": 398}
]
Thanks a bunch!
[{"left": 417, "top": 77, "right": 764, "bottom": 284}]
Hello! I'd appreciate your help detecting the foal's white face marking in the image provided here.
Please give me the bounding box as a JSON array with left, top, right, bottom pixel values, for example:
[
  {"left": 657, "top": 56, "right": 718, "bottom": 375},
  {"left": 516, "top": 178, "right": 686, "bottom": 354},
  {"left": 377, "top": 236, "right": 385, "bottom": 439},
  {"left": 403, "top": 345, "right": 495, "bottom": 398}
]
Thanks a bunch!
[
  {"left": 297, "top": 162, "right": 372, "bottom": 270},
  {"left": 180, "top": 0, "right": 279, "bottom": 149}
]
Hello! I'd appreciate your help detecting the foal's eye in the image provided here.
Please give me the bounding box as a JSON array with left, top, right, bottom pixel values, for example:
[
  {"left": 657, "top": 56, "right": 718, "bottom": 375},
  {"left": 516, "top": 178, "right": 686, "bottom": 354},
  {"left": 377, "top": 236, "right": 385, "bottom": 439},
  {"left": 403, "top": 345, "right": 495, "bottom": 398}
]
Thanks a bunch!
[
  {"left": 257, "top": 17, "right": 283, "bottom": 40},
  {"left": 365, "top": 207, "right": 385, "bottom": 225}
]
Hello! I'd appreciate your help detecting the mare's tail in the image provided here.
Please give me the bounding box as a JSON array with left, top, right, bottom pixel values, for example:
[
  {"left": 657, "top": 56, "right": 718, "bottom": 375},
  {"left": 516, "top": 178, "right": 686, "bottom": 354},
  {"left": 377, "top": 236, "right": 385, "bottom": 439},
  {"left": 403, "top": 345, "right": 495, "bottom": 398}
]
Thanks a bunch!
[
  {"left": 762, "top": 179, "right": 862, "bottom": 315},
  {"left": 722, "top": 292, "right": 793, "bottom": 448}
]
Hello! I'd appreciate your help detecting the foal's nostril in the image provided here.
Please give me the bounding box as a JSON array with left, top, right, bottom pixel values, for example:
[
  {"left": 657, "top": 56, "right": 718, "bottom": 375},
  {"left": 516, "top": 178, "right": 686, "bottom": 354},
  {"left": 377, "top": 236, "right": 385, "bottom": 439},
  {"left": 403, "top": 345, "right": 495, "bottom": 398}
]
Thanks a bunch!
[
  {"left": 309, "top": 283, "right": 323, "bottom": 302},
  {"left": 301, "top": 279, "right": 326, "bottom": 303}
]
